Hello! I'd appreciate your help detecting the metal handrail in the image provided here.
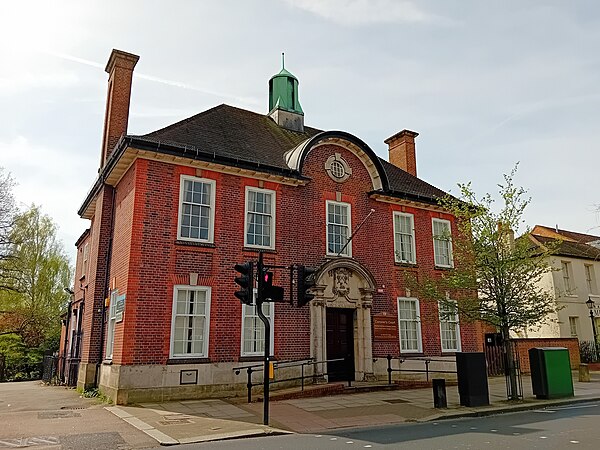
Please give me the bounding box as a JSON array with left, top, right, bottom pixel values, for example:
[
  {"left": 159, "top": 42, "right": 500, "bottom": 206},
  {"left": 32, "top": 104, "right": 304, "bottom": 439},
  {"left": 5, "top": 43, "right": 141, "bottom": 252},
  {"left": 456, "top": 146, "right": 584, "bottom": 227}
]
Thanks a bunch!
[
  {"left": 234, "top": 356, "right": 350, "bottom": 402},
  {"left": 377, "top": 354, "right": 457, "bottom": 383}
]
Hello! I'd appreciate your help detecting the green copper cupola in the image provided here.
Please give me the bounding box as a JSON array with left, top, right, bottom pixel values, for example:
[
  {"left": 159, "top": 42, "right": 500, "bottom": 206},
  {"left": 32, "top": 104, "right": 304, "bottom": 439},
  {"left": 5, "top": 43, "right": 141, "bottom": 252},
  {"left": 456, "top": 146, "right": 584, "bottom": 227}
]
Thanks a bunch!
[{"left": 268, "top": 53, "right": 304, "bottom": 132}]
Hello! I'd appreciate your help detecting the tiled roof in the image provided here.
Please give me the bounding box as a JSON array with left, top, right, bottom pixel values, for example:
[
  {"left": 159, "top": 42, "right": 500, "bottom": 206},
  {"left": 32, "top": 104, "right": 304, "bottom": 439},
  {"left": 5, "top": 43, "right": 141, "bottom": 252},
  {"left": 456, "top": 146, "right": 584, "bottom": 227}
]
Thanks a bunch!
[
  {"left": 532, "top": 233, "right": 600, "bottom": 261},
  {"left": 133, "top": 104, "right": 449, "bottom": 204}
]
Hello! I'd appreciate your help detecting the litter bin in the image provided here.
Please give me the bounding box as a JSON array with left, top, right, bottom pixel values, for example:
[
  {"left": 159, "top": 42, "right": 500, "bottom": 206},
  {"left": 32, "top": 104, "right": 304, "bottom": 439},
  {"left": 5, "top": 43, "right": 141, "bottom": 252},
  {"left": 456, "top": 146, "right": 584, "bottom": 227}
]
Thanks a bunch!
[
  {"left": 456, "top": 352, "right": 489, "bottom": 407},
  {"left": 432, "top": 378, "right": 447, "bottom": 408},
  {"left": 528, "top": 347, "right": 574, "bottom": 399}
]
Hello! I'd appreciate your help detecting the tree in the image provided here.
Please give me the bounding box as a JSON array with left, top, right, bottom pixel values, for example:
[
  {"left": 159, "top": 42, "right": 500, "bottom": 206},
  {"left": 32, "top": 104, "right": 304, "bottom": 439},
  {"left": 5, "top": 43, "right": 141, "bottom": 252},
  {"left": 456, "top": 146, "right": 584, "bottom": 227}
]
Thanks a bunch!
[
  {"left": 0, "top": 206, "right": 71, "bottom": 347},
  {"left": 0, "top": 167, "right": 18, "bottom": 292},
  {"left": 411, "top": 165, "right": 557, "bottom": 400}
]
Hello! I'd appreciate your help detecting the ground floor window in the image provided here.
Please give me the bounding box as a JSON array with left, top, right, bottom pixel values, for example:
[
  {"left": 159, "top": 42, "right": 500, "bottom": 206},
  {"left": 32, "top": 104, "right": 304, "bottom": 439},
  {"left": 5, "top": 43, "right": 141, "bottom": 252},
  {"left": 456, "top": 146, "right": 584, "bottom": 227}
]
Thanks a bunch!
[
  {"left": 105, "top": 290, "right": 118, "bottom": 359},
  {"left": 397, "top": 297, "right": 422, "bottom": 353},
  {"left": 439, "top": 300, "right": 461, "bottom": 352},
  {"left": 241, "top": 298, "right": 273, "bottom": 356},
  {"left": 170, "top": 286, "right": 211, "bottom": 358}
]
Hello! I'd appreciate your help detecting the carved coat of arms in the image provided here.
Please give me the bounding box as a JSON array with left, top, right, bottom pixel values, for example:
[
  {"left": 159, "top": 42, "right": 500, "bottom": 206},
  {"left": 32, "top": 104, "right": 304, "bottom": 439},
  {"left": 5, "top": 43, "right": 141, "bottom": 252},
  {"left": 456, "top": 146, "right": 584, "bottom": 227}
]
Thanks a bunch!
[{"left": 329, "top": 268, "right": 352, "bottom": 298}]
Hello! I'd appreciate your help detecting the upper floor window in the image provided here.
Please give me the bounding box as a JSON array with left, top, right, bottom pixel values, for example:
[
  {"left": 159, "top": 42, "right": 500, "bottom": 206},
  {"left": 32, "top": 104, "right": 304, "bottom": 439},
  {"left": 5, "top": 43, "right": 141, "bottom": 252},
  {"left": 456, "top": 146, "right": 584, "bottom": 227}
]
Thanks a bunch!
[
  {"left": 585, "top": 264, "right": 597, "bottom": 295},
  {"left": 326, "top": 201, "right": 351, "bottom": 256},
  {"left": 397, "top": 297, "right": 422, "bottom": 353},
  {"left": 178, "top": 175, "right": 215, "bottom": 243},
  {"left": 439, "top": 300, "right": 461, "bottom": 352},
  {"left": 562, "top": 261, "right": 574, "bottom": 295},
  {"left": 245, "top": 187, "right": 276, "bottom": 249},
  {"left": 81, "top": 242, "right": 89, "bottom": 278},
  {"left": 433, "top": 218, "right": 453, "bottom": 268},
  {"left": 241, "top": 293, "right": 274, "bottom": 356},
  {"left": 569, "top": 316, "right": 579, "bottom": 337},
  {"left": 170, "top": 286, "right": 211, "bottom": 358},
  {"left": 393, "top": 212, "right": 416, "bottom": 264}
]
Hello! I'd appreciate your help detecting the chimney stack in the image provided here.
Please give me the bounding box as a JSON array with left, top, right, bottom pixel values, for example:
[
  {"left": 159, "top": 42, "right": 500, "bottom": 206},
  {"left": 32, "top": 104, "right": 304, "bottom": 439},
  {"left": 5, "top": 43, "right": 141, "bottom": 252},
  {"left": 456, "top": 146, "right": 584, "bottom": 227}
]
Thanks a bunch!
[
  {"left": 384, "top": 129, "right": 419, "bottom": 176},
  {"left": 100, "top": 49, "right": 139, "bottom": 168}
]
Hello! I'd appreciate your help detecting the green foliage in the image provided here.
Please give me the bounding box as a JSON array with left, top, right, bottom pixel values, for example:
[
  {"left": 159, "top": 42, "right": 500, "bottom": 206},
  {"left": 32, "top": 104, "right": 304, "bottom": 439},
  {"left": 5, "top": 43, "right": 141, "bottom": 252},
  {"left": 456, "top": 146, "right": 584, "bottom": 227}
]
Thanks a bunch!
[
  {"left": 0, "top": 167, "right": 18, "bottom": 291},
  {"left": 0, "top": 205, "right": 71, "bottom": 347},
  {"left": 410, "top": 164, "right": 557, "bottom": 333},
  {"left": 579, "top": 341, "right": 600, "bottom": 363},
  {"left": 0, "top": 333, "right": 44, "bottom": 381}
]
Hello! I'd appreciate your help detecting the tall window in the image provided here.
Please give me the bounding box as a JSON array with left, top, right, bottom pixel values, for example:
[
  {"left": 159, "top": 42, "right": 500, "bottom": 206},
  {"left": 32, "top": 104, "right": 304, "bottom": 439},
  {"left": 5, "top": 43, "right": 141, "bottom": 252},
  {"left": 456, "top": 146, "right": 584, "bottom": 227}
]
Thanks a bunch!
[
  {"left": 105, "top": 290, "right": 118, "bottom": 360},
  {"left": 585, "top": 264, "right": 597, "bottom": 295},
  {"left": 397, "top": 297, "right": 422, "bottom": 352},
  {"left": 326, "top": 201, "right": 351, "bottom": 256},
  {"left": 439, "top": 301, "right": 461, "bottom": 352},
  {"left": 562, "top": 261, "right": 574, "bottom": 295},
  {"left": 81, "top": 242, "right": 89, "bottom": 278},
  {"left": 569, "top": 316, "right": 579, "bottom": 337},
  {"left": 245, "top": 187, "right": 275, "bottom": 249},
  {"left": 170, "top": 286, "right": 211, "bottom": 358},
  {"left": 433, "top": 218, "right": 453, "bottom": 268},
  {"left": 393, "top": 212, "right": 416, "bottom": 264},
  {"left": 241, "top": 294, "right": 274, "bottom": 356},
  {"left": 178, "top": 176, "right": 215, "bottom": 242}
]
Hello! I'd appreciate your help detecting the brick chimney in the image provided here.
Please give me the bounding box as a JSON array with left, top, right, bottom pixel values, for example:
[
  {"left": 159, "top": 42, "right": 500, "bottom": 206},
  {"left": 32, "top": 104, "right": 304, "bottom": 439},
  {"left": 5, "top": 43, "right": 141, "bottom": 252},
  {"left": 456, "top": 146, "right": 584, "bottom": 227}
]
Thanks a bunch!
[
  {"left": 384, "top": 129, "right": 419, "bottom": 176},
  {"left": 100, "top": 49, "right": 139, "bottom": 168}
]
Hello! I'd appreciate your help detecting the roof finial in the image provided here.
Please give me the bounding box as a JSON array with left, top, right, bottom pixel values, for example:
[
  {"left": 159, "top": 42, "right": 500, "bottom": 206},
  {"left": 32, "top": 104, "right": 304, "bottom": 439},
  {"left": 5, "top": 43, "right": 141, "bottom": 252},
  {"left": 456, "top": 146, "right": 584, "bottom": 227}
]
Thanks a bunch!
[{"left": 281, "top": 52, "right": 285, "bottom": 70}]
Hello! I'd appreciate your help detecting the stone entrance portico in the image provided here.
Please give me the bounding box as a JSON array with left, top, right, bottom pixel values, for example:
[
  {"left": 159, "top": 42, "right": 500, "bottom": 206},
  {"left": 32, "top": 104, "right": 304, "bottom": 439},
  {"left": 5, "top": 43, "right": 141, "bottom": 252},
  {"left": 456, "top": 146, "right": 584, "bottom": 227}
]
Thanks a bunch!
[{"left": 310, "top": 258, "right": 376, "bottom": 381}]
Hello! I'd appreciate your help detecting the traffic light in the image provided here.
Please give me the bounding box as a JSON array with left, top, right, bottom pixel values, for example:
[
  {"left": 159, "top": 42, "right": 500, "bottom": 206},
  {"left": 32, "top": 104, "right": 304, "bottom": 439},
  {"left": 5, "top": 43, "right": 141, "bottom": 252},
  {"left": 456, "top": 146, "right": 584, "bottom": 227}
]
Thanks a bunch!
[
  {"left": 297, "top": 265, "right": 317, "bottom": 307},
  {"left": 262, "top": 271, "right": 284, "bottom": 302},
  {"left": 234, "top": 262, "right": 254, "bottom": 305}
]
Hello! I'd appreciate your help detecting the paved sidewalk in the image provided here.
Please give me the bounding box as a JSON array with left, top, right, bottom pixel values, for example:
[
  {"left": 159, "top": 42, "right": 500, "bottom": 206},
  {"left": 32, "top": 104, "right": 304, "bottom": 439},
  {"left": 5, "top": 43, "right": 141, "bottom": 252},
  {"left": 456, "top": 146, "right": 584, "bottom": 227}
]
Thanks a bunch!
[{"left": 106, "top": 372, "right": 600, "bottom": 446}]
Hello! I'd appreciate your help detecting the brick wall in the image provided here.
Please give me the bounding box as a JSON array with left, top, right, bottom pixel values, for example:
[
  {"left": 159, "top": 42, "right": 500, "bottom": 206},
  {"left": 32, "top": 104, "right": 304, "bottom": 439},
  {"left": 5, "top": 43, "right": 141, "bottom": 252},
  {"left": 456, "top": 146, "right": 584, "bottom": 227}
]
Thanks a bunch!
[
  {"left": 95, "top": 140, "right": 483, "bottom": 368},
  {"left": 513, "top": 338, "right": 580, "bottom": 373}
]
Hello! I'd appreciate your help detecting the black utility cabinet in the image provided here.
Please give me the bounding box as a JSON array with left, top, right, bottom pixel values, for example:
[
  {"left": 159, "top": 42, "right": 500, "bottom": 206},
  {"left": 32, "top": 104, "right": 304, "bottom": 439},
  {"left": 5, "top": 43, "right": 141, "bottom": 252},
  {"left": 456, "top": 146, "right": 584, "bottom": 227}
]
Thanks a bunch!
[{"left": 456, "top": 352, "right": 490, "bottom": 407}]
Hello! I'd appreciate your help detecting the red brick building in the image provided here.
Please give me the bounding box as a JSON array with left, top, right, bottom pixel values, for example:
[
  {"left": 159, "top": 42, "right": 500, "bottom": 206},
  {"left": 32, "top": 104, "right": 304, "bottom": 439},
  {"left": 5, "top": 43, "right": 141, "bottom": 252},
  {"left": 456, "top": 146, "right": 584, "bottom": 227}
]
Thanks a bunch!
[{"left": 60, "top": 49, "right": 483, "bottom": 404}]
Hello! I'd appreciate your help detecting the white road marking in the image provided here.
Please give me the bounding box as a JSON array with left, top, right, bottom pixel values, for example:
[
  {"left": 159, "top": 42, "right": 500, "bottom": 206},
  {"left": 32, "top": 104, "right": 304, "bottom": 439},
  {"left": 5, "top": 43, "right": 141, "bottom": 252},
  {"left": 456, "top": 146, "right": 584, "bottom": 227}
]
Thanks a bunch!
[
  {"left": 570, "top": 440, "right": 580, "bottom": 444},
  {"left": 540, "top": 436, "right": 547, "bottom": 439},
  {"left": 331, "top": 437, "right": 338, "bottom": 440},
  {"left": 346, "top": 442, "right": 354, "bottom": 444},
  {"left": 490, "top": 429, "right": 498, "bottom": 432}
]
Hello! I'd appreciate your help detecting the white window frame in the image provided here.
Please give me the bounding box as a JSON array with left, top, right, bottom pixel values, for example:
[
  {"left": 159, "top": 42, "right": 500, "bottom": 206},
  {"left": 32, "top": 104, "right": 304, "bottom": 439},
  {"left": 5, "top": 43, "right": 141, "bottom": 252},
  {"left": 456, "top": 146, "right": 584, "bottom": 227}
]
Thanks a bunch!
[
  {"left": 439, "top": 300, "right": 461, "bottom": 353},
  {"left": 170, "top": 286, "right": 211, "bottom": 358},
  {"left": 569, "top": 316, "right": 579, "bottom": 337},
  {"left": 432, "top": 218, "right": 453, "bottom": 268},
  {"left": 585, "top": 264, "right": 597, "bottom": 295},
  {"left": 177, "top": 175, "right": 216, "bottom": 243},
  {"left": 326, "top": 200, "right": 352, "bottom": 257},
  {"left": 562, "top": 261, "right": 574, "bottom": 295},
  {"left": 81, "top": 242, "right": 89, "bottom": 278},
  {"left": 244, "top": 186, "right": 276, "bottom": 250},
  {"left": 397, "top": 297, "right": 422, "bottom": 353},
  {"left": 240, "top": 289, "right": 275, "bottom": 356},
  {"left": 393, "top": 212, "right": 416, "bottom": 264},
  {"left": 105, "top": 290, "right": 118, "bottom": 360}
]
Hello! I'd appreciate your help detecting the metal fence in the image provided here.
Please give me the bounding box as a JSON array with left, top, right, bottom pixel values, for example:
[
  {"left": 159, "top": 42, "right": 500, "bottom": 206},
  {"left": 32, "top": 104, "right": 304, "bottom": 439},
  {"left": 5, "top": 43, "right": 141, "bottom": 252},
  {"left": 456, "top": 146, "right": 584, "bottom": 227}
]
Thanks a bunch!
[{"left": 41, "top": 355, "right": 58, "bottom": 383}]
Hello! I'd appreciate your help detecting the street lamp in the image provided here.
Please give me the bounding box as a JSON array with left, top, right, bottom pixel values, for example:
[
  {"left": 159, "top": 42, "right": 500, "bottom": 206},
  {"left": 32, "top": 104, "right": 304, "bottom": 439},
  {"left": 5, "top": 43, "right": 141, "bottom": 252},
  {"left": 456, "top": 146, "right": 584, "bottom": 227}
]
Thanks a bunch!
[{"left": 586, "top": 297, "right": 598, "bottom": 355}]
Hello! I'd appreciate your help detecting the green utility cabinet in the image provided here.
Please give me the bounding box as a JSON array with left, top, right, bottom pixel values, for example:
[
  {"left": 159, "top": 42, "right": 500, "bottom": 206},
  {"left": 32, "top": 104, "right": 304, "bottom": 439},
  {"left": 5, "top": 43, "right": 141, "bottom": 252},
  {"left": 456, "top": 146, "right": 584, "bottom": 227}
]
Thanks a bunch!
[{"left": 528, "top": 347, "right": 574, "bottom": 399}]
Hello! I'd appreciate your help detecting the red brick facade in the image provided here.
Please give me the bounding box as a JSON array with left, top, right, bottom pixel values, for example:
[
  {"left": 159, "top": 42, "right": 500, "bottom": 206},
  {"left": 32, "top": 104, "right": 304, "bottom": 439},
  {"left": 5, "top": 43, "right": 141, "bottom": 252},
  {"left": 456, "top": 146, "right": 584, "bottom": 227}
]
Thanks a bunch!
[{"left": 62, "top": 49, "right": 484, "bottom": 401}]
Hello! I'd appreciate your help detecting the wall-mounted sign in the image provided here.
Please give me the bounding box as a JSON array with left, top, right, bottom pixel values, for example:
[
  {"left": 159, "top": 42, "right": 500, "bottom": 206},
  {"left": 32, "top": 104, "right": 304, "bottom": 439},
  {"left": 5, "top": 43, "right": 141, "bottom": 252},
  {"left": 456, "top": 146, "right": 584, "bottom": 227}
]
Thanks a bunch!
[
  {"left": 115, "top": 294, "right": 126, "bottom": 313},
  {"left": 180, "top": 369, "right": 198, "bottom": 385},
  {"left": 373, "top": 314, "right": 398, "bottom": 341}
]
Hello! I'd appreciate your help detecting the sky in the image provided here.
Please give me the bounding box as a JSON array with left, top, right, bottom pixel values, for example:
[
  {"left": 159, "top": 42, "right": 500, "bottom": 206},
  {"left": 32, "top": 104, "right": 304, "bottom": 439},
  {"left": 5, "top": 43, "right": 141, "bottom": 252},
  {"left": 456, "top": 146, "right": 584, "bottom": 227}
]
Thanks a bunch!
[{"left": 1, "top": 0, "right": 599, "bottom": 263}]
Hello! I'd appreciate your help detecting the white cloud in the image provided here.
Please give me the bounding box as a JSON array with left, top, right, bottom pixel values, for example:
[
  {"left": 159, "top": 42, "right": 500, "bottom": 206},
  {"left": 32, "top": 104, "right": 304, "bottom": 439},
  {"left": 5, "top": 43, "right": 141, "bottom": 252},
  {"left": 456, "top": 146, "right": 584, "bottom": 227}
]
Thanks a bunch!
[{"left": 281, "top": 0, "right": 441, "bottom": 25}]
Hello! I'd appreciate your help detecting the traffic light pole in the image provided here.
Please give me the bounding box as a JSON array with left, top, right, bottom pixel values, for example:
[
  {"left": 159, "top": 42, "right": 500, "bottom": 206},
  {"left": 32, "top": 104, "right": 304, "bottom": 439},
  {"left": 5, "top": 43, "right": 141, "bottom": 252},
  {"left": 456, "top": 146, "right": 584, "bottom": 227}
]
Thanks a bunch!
[{"left": 256, "top": 252, "right": 270, "bottom": 425}]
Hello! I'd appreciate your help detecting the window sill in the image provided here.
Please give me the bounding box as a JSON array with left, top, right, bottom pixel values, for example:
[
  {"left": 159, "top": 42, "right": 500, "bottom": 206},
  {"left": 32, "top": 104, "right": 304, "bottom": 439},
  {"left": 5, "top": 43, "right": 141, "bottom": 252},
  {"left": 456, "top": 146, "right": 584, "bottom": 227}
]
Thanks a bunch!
[
  {"left": 238, "top": 355, "right": 276, "bottom": 362},
  {"left": 434, "top": 265, "right": 454, "bottom": 271},
  {"left": 243, "top": 247, "right": 277, "bottom": 254},
  {"left": 398, "top": 352, "right": 423, "bottom": 357},
  {"left": 167, "top": 357, "right": 210, "bottom": 365},
  {"left": 102, "top": 359, "right": 113, "bottom": 365},
  {"left": 175, "top": 240, "right": 216, "bottom": 249},
  {"left": 395, "top": 262, "right": 418, "bottom": 268}
]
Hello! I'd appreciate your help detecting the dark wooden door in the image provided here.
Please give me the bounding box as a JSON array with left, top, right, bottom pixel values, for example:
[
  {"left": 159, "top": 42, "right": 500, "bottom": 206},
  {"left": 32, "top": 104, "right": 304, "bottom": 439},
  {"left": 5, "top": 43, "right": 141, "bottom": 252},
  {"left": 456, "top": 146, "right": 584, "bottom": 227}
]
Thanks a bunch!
[{"left": 326, "top": 308, "right": 355, "bottom": 382}]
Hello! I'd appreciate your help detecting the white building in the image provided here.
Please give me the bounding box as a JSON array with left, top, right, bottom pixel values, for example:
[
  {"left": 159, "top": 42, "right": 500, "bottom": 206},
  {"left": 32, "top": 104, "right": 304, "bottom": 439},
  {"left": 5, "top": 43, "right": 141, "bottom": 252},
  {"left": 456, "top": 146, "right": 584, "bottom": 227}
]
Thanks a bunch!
[{"left": 520, "top": 225, "right": 600, "bottom": 342}]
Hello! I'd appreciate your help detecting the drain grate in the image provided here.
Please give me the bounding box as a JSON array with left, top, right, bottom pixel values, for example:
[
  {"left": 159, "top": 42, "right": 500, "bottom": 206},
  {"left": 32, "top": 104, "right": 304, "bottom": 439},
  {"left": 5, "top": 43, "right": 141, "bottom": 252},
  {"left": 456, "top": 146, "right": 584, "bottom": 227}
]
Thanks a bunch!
[
  {"left": 158, "top": 415, "right": 195, "bottom": 425},
  {"left": 60, "top": 405, "right": 87, "bottom": 410},
  {"left": 383, "top": 399, "right": 408, "bottom": 404}
]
